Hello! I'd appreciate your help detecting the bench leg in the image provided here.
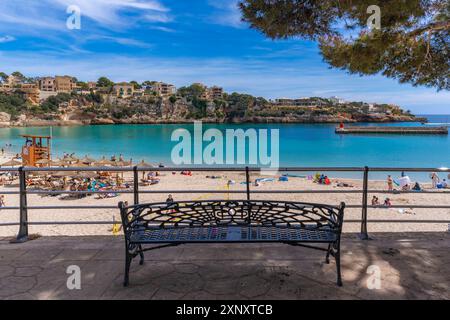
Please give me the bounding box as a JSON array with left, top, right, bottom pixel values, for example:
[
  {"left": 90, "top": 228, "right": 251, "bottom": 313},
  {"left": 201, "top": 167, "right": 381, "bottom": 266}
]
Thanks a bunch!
[
  {"left": 325, "top": 244, "right": 331, "bottom": 264},
  {"left": 138, "top": 245, "right": 145, "bottom": 265},
  {"left": 335, "top": 245, "right": 343, "bottom": 287},
  {"left": 124, "top": 251, "right": 132, "bottom": 287}
]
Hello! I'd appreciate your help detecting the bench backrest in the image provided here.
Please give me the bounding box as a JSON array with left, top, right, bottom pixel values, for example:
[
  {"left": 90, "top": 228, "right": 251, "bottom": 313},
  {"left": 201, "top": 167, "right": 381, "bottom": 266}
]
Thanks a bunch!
[{"left": 119, "top": 200, "right": 345, "bottom": 235}]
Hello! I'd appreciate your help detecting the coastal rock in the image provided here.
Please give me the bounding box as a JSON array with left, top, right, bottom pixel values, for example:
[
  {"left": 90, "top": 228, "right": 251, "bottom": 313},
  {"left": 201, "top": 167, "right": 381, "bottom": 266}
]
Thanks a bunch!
[
  {"left": 91, "top": 118, "right": 115, "bottom": 125},
  {"left": 0, "top": 112, "right": 11, "bottom": 122}
]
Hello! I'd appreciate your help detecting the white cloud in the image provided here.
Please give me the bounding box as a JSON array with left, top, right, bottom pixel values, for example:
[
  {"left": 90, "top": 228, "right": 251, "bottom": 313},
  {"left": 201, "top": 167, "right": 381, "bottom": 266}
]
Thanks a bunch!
[
  {"left": 0, "top": 0, "right": 170, "bottom": 31},
  {"left": 149, "top": 26, "right": 176, "bottom": 33},
  {"left": 54, "top": 0, "right": 169, "bottom": 25},
  {"left": 0, "top": 35, "right": 16, "bottom": 43},
  {"left": 87, "top": 35, "right": 152, "bottom": 48},
  {"left": 144, "top": 13, "right": 173, "bottom": 23},
  {"left": 207, "top": 0, "right": 244, "bottom": 28}
]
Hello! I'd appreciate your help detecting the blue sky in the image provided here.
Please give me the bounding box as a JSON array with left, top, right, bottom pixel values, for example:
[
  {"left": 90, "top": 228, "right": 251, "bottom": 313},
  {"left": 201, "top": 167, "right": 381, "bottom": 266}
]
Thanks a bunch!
[{"left": 0, "top": 0, "right": 448, "bottom": 114}]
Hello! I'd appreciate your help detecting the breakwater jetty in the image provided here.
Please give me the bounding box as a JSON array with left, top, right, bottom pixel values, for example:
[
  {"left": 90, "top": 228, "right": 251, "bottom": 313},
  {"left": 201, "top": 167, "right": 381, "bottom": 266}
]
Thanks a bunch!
[{"left": 335, "top": 126, "right": 448, "bottom": 135}]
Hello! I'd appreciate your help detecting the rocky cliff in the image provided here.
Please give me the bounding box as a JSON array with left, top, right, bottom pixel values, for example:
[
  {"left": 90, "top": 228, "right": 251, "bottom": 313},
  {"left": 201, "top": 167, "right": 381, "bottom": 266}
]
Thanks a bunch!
[{"left": 0, "top": 93, "right": 423, "bottom": 127}]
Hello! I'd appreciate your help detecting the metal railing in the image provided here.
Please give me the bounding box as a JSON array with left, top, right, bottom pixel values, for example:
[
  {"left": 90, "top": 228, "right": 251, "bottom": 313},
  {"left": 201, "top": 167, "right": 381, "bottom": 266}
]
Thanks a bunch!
[{"left": 1, "top": 166, "right": 450, "bottom": 243}]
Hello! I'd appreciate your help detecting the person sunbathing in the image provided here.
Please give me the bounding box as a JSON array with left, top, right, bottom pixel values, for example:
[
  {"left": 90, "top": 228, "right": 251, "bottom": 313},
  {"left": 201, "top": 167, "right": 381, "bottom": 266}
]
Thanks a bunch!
[
  {"left": 383, "top": 198, "right": 392, "bottom": 207},
  {"left": 371, "top": 196, "right": 380, "bottom": 206},
  {"left": 412, "top": 182, "right": 422, "bottom": 191}
]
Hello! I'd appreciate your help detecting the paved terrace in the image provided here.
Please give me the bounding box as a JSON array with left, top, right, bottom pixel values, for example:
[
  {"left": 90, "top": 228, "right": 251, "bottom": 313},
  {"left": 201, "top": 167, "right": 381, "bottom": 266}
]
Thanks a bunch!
[{"left": 0, "top": 233, "right": 449, "bottom": 300}]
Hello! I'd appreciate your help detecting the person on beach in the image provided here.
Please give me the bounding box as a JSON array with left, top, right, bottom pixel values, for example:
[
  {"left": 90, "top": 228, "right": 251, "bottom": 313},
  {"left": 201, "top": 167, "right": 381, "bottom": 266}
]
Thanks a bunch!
[
  {"left": 412, "top": 182, "right": 422, "bottom": 191},
  {"left": 384, "top": 198, "right": 392, "bottom": 207},
  {"left": 166, "top": 194, "right": 174, "bottom": 204},
  {"left": 431, "top": 172, "right": 440, "bottom": 189},
  {"left": 0, "top": 195, "right": 5, "bottom": 208},
  {"left": 438, "top": 179, "right": 448, "bottom": 189},
  {"left": 387, "top": 175, "right": 393, "bottom": 191},
  {"left": 371, "top": 196, "right": 380, "bottom": 206},
  {"left": 1, "top": 148, "right": 3, "bottom": 155}
]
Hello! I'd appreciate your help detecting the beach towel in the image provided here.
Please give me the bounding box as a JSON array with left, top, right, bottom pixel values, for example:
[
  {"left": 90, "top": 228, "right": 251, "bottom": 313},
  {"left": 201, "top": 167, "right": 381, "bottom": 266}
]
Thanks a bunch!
[{"left": 397, "top": 176, "right": 411, "bottom": 188}]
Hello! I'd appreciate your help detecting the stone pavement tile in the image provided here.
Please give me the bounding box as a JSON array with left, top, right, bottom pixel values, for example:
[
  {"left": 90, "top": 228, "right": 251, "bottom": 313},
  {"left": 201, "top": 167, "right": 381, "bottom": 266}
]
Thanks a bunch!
[
  {"left": 181, "top": 290, "right": 220, "bottom": 300},
  {"left": 173, "top": 263, "right": 200, "bottom": 275},
  {"left": 238, "top": 274, "right": 272, "bottom": 299},
  {"left": 4, "top": 292, "right": 36, "bottom": 300},
  {"left": 28, "top": 260, "right": 89, "bottom": 299},
  {"left": 78, "top": 260, "right": 123, "bottom": 287},
  {"left": 30, "top": 279, "right": 67, "bottom": 300},
  {"left": 202, "top": 278, "right": 240, "bottom": 296},
  {"left": 256, "top": 245, "right": 325, "bottom": 261},
  {"left": 150, "top": 287, "right": 186, "bottom": 300},
  {"left": 91, "top": 248, "right": 123, "bottom": 261},
  {"left": 203, "top": 246, "right": 267, "bottom": 261},
  {"left": 55, "top": 281, "right": 123, "bottom": 300},
  {"left": 14, "top": 266, "right": 43, "bottom": 277},
  {"left": 139, "top": 245, "right": 185, "bottom": 261},
  {"left": 51, "top": 249, "right": 100, "bottom": 262},
  {"left": 151, "top": 271, "right": 205, "bottom": 294},
  {"left": 176, "top": 245, "right": 222, "bottom": 261},
  {"left": 71, "top": 240, "right": 116, "bottom": 250},
  {"left": 129, "top": 261, "right": 176, "bottom": 283},
  {"left": 15, "top": 248, "right": 63, "bottom": 261},
  {"left": 0, "top": 276, "right": 37, "bottom": 298},
  {"left": 0, "top": 249, "right": 26, "bottom": 262},
  {"left": 109, "top": 284, "right": 159, "bottom": 300},
  {"left": 0, "top": 265, "right": 15, "bottom": 278},
  {"left": 200, "top": 263, "right": 262, "bottom": 281}
]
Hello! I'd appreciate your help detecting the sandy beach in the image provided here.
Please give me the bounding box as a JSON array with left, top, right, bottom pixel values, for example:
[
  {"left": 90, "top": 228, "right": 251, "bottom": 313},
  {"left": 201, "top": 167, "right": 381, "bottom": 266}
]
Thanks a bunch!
[{"left": 1, "top": 154, "right": 449, "bottom": 238}]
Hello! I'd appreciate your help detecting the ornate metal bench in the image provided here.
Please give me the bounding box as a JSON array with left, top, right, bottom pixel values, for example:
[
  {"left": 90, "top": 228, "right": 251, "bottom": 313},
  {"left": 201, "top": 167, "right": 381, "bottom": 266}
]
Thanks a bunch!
[{"left": 119, "top": 200, "right": 345, "bottom": 287}]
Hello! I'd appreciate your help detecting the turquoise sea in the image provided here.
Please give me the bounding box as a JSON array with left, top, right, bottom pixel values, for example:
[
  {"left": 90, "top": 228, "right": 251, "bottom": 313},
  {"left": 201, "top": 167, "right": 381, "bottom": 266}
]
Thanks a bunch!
[{"left": 0, "top": 115, "right": 449, "bottom": 181}]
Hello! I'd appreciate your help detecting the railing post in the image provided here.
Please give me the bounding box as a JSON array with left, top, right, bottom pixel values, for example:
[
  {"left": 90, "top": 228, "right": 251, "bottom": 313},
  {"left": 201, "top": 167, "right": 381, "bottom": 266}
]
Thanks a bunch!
[
  {"left": 360, "top": 166, "right": 370, "bottom": 240},
  {"left": 133, "top": 166, "right": 139, "bottom": 205},
  {"left": 12, "top": 167, "right": 28, "bottom": 243},
  {"left": 245, "top": 166, "right": 251, "bottom": 201}
]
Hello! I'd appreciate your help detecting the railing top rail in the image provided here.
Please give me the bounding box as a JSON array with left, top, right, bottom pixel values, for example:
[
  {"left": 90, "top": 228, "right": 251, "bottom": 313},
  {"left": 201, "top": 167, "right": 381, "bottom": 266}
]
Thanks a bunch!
[{"left": 0, "top": 166, "right": 449, "bottom": 173}]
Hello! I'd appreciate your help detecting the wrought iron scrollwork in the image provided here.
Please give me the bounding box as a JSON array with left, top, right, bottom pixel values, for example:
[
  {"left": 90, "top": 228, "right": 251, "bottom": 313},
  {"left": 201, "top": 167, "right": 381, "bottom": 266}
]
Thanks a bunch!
[{"left": 122, "top": 200, "right": 344, "bottom": 233}]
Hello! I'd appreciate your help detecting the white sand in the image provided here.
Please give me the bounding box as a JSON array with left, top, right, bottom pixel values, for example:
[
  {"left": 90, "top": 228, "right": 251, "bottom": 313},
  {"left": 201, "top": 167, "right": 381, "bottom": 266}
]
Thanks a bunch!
[{"left": 0, "top": 169, "right": 449, "bottom": 237}]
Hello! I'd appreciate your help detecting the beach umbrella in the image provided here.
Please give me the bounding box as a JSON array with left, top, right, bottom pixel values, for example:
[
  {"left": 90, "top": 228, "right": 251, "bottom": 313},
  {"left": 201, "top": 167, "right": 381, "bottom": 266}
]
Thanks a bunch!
[
  {"left": 68, "top": 161, "right": 90, "bottom": 168},
  {"left": 113, "top": 159, "right": 132, "bottom": 180},
  {"left": 136, "top": 160, "right": 154, "bottom": 168},
  {"left": 50, "top": 171, "right": 78, "bottom": 177},
  {"left": 36, "top": 158, "right": 51, "bottom": 165},
  {"left": 75, "top": 171, "right": 99, "bottom": 179},
  {"left": 95, "top": 156, "right": 115, "bottom": 166},
  {"left": 50, "top": 159, "right": 65, "bottom": 167},
  {"left": 114, "top": 160, "right": 132, "bottom": 167},
  {"left": 80, "top": 155, "right": 96, "bottom": 164},
  {"left": 63, "top": 155, "right": 78, "bottom": 163},
  {"left": 137, "top": 160, "right": 155, "bottom": 179},
  {"left": 1, "top": 159, "right": 22, "bottom": 167}
]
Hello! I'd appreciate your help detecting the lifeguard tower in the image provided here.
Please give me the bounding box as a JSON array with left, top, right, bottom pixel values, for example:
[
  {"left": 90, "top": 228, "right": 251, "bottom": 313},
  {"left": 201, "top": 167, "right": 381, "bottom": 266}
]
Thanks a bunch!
[{"left": 21, "top": 135, "right": 51, "bottom": 167}]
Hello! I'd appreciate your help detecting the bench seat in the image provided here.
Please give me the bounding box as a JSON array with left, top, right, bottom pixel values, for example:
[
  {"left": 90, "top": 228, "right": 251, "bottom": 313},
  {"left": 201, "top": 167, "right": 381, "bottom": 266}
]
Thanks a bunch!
[{"left": 129, "top": 225, "right": 337, "bottom": 243}]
